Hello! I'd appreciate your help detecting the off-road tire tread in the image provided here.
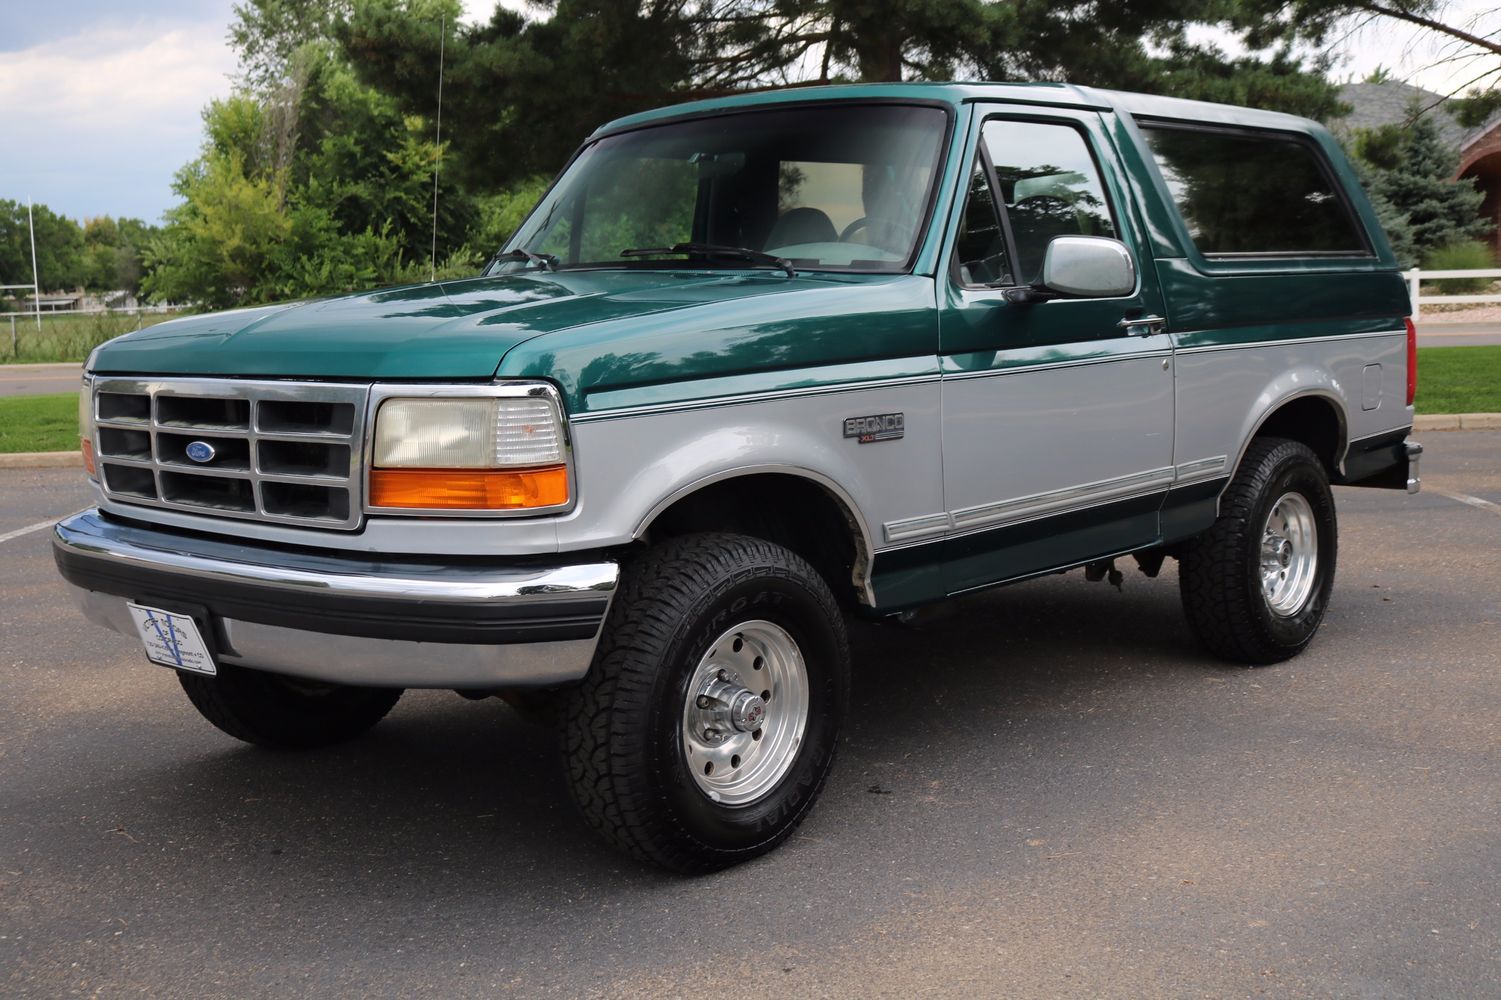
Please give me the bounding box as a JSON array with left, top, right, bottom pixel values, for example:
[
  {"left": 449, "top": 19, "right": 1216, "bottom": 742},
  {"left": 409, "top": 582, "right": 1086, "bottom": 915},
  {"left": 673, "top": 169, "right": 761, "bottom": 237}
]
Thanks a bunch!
[
  {"left": 1179, "top": 437, "right": 1335, "bottom": 665},
  {"left": 563, "top": 532, "right": 848, "bottom": 874}
]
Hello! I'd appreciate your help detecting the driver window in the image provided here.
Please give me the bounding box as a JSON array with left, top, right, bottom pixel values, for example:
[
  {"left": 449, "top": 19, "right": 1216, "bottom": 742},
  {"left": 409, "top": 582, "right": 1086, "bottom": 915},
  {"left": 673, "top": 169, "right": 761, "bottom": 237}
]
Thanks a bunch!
[{"left": 981, "top": 120, "right": 1116, "bottom": 282}]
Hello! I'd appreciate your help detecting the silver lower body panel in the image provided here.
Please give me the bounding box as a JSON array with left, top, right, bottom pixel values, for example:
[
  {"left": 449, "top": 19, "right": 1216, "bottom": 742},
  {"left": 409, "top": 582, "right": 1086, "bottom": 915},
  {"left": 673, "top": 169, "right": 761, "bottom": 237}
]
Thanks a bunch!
[{"left": 67, "top": 587, "right": 598, "bottom": 688}]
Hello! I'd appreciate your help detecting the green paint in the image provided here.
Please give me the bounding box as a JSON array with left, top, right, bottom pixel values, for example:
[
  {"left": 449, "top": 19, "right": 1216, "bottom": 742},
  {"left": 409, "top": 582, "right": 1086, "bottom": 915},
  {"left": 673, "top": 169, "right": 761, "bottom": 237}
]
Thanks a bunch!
[
  {"left": 1156, "top": 259, "right": 1409, "bottom": 339},
  {"left": 591, "top": 83, "right": 1107, "bottom": 138},
  {"left": 92, "top": 83, "right": 1407, "bottom": 399},
  {"left": 500, "top": 273, "right": 938, "bottom": 413}
]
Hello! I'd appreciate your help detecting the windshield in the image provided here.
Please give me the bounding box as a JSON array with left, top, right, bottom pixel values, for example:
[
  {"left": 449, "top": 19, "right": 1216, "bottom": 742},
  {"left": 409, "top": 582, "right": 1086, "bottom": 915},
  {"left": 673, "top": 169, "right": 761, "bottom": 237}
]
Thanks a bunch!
[{"left": 498, "top": 104, "right": 949, "bottom": 274}]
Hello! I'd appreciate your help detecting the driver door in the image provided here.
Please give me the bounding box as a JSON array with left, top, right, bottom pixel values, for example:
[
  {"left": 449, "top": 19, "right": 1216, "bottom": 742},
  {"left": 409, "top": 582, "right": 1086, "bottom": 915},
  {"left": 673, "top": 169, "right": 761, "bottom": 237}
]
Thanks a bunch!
[{"left": 938, "top": 109, "right": 1176, "bottom": 594}]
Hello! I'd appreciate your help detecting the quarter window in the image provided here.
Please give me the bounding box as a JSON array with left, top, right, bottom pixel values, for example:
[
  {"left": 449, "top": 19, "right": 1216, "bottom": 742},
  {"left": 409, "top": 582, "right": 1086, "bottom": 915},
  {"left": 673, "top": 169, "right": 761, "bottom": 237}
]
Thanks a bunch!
[
  {"left": 1139, "top": 123, "right": 1368, "bottom": 257},
  {"left": 953, "top": 163, "right": 1011, "bottom": 286}
]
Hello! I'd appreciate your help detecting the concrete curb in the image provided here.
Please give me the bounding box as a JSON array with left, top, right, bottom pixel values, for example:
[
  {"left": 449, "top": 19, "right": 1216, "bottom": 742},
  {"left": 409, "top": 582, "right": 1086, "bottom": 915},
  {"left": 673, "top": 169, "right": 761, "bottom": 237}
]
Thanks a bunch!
[
  {"left": 1413, "top": 413, "right": 1501, "bottom": 431},
  {"left": 0, "top": 452, "right": 83, "bottom": 469}
]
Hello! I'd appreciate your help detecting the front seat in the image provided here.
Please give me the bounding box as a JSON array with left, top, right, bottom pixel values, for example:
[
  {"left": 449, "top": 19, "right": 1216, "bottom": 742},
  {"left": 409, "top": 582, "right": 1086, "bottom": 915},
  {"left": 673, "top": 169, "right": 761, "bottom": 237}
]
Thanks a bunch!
[{"left": 765, "top": 207, "right": 837, "bottom": 250}]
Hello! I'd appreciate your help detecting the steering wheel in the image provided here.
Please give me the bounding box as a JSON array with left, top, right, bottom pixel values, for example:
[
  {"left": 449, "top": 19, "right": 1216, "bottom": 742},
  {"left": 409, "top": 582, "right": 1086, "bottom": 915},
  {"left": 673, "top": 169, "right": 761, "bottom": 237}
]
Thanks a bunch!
[{"left": 839, "top": 217, "right": 868, "bottom": 242}]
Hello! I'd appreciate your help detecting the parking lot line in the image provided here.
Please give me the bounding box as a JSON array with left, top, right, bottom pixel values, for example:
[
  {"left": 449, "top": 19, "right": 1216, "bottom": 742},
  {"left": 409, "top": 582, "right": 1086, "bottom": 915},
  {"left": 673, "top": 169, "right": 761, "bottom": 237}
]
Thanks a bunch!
[
  {"left": 0, "top": 518, "right": 57, "bottom": 544},
  {"left": 1428, "top": 487, "right": 1501, "bottom": 516}
]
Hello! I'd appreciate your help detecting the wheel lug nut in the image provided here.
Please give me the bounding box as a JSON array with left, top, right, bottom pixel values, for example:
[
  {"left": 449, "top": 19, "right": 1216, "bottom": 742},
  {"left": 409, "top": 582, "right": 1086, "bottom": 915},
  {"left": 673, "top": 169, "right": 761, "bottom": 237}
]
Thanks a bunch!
[
  {"left": 704, "top": 728, "right": 718, "bottom": 740},
  {"left": 696, "top": 695, "right": 713, "bottom": 709}
]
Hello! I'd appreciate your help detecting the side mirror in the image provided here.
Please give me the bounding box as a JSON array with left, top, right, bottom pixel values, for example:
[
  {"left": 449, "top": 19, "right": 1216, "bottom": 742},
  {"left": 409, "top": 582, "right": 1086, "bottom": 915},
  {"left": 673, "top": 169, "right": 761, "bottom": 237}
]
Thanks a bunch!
[{"left": 1039, "top": 236, "right": 1135, "bottom": 298}]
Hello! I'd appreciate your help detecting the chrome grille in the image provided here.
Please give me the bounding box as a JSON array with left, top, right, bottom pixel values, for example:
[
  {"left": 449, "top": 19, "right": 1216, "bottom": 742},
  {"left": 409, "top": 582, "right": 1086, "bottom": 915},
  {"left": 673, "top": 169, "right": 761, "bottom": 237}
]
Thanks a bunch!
[{"left": 91, "top": 377, "right": 370, "bottom": 530}]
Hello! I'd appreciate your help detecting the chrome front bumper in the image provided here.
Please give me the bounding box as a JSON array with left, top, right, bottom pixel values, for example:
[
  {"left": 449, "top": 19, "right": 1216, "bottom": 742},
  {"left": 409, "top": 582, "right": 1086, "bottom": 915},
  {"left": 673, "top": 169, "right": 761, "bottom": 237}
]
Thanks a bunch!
[{"left": 53, "top": 509, "right": 618, "bottom": 688}]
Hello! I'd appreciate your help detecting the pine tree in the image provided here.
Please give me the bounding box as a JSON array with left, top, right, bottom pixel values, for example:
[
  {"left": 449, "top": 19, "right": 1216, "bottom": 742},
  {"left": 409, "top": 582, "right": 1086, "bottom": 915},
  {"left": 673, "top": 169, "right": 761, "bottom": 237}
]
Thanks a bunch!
[
  {"left": 337, "top": 0, "right": 1346, "bottom": 192},
  {"left": 1351, "top": 158, "right": 1416, "bottom": 268},
  {"left": 1365, "top": 109, "right": 1490, "bottom": 266}
]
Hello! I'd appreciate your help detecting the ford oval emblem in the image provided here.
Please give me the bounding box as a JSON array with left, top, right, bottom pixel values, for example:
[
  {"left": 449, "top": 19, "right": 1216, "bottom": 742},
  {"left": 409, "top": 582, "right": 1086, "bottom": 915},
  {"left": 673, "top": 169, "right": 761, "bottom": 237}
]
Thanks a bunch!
[{"left": 185, "top": 441, "right": 217, "bottom": 464}]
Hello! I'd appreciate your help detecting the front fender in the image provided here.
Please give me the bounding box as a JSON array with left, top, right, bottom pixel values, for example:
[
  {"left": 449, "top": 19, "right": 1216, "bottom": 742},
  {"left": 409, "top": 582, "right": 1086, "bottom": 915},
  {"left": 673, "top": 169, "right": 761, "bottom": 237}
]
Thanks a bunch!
[{"left": 556, "top": 382, "right": 944, "bottom": 558}]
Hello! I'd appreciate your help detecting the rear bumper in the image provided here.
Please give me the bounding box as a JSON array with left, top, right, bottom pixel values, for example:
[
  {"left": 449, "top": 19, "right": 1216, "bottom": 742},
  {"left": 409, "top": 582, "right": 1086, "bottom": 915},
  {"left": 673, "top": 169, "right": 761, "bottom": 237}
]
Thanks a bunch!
[
  {"left": 1339, "top": 431, "right": 1422, "bottom": 494},
  {"left": 53, "top": 508, "right": 618, "bottom": 688}
]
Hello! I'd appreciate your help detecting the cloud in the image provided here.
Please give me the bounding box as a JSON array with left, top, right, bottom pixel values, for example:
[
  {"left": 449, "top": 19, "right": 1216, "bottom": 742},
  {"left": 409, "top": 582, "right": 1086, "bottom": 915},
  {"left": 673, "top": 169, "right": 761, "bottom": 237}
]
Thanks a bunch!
[
  {"left": 0, "top": 22, "right": 235, "bottom": 131},
  {"left": 0, "top": 0, "right": 528, "bottom": 222},
  {"left": 0, "top": 1, "right": 231, "bottom": 53},
  {"left": 0, "top": 17, "right": 236, "bottom": 223}
]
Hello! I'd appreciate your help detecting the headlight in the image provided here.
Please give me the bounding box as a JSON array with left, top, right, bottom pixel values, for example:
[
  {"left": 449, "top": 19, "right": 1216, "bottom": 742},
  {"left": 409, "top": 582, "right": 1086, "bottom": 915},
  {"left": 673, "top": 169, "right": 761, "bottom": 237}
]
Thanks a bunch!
[
  {"left": 79, "top": 375, "right": 96, "bottom": 479},
  {"left": 369, "top": 391, "right": 570, "bottom": 511}
]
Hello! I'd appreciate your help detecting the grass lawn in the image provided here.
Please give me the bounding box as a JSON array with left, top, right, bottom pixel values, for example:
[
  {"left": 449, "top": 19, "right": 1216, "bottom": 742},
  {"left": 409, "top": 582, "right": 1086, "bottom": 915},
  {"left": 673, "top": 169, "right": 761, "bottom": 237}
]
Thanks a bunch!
[
  {"left": 2, "top": 311, "right": 177, "bottom": 364},
  {"left": 0, "top": 393, "right": 80, "bottom": 453},
  {"left": 1416, "top": 346, "right": 1501, "bottom": 415}
]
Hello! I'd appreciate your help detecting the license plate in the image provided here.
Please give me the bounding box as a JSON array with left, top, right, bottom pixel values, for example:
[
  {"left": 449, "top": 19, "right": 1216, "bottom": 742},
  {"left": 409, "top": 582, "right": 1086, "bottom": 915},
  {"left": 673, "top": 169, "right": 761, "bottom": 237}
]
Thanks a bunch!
[{"left": 127, "top": 603, "right": 217, "bottom": 676}]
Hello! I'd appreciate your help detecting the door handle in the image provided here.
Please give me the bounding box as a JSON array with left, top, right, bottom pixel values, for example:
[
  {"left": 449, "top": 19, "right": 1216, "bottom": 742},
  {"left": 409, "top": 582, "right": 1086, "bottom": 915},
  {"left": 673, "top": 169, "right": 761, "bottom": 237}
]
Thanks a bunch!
[{"left": 1118, "top": 314, "right": 1166, "bottom": 336}]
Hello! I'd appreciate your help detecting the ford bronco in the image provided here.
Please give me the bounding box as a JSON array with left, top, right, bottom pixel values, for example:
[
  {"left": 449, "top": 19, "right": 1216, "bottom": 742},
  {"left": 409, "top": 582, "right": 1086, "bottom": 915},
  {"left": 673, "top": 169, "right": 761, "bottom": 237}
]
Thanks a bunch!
[{"left": 55, "top": 83, "right": 1420, "bottom": 872}]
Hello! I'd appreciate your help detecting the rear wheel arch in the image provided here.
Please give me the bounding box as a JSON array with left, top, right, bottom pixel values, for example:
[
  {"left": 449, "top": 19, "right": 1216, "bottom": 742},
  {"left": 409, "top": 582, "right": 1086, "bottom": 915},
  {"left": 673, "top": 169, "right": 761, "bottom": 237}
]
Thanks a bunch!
[{"left": 1236, "top": 392, "right": 1347, "bottom": 481}]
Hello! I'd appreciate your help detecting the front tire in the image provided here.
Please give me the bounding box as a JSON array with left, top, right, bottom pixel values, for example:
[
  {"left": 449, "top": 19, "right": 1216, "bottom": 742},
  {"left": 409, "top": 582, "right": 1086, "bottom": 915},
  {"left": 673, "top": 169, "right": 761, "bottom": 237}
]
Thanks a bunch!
[
  {"left": 1179, "top": 437, "right": 1338, "bottom": 664},
  {"left": 178, "top": 664, "right": 403, "bottom": 750},
  {"left": 562, "top": 532, "right": 849, "bottom": 873}
]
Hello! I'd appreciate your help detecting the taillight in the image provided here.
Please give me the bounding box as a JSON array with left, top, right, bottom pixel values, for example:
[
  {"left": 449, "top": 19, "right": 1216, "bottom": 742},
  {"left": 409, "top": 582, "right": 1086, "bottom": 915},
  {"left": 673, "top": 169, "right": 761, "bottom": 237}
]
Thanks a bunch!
[{"left": 1405, "top": 317, "right": 1417, "bottom": 407}]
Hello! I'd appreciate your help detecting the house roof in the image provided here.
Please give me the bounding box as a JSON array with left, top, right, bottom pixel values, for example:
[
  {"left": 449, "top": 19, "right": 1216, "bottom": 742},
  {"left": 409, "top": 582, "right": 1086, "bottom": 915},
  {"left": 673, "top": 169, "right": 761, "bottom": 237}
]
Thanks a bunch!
[{"left": 1335, "top": 80, "right": 1501, "bottom": 152}]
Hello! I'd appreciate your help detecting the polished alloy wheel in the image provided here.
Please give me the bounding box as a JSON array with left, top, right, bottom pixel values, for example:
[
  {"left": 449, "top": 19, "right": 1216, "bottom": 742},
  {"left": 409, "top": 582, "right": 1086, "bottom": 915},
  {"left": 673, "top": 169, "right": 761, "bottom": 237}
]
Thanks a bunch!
[
  {"left": 682, "top": 620, "right": 809, "bottom": 806},
  {"left": 1260, "top": 491, "right": 1319, "bottom": 617}
]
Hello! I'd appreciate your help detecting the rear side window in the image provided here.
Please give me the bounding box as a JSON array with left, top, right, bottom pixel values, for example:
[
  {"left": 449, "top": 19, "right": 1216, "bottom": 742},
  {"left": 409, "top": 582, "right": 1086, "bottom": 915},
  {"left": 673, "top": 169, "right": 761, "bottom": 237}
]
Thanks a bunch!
[{"left": 1139, "top": 123, "right": 1368, "bottom": 257}]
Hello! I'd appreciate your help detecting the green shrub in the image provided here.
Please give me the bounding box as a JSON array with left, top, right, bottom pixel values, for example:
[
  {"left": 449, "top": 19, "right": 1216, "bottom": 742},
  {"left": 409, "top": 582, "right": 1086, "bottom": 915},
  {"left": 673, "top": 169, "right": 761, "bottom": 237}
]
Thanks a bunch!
[{"left": 1422, "top": 241, "right": 1497, "bottom": 295}]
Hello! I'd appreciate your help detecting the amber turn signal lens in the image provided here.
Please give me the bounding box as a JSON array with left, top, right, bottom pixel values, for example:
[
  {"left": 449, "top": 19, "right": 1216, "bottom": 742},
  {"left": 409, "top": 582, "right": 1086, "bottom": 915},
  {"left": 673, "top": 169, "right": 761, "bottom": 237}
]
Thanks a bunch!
[
  {"left": 81, "top": 437, "right": 96, "bottom": 477},
  {"left": 369, "top": 465, "right": 569, "bottom": 510}
]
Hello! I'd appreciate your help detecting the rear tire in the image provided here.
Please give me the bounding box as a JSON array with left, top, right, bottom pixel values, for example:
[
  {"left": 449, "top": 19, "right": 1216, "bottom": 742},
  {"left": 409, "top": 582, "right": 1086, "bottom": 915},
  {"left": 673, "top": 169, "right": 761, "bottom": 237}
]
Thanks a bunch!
[
  {"left": 1179, "top": 437, "right": 1338, "bottom": 665},
  {"left": 178, "top": 664, "right": 402, "bottom": 750},
  {"left": 562, "top": 532, "right": 849, "bottom": 873}
]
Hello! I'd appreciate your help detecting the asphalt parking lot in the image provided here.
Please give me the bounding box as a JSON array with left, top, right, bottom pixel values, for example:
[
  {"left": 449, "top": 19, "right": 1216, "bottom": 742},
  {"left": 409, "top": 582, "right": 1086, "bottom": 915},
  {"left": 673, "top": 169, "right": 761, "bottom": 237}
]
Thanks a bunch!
[{"left": 3, "top": 436, "right": 1499, "bottom": 999}]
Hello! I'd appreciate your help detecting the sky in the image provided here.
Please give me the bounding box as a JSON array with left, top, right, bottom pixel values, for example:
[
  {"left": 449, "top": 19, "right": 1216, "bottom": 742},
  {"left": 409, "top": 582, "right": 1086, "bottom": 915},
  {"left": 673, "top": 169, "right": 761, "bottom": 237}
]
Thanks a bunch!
[{"left": 1, "top": 0, "right": 1496, "bottom": 229}]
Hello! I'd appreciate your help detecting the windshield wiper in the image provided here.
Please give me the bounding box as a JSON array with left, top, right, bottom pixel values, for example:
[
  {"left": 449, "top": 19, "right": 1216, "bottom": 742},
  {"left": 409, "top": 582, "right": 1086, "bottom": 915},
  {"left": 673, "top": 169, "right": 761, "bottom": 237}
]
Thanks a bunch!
[
  {"left": 620, "top": 243, "right": 796, "bottom": 278},
  {"left": 488, "top": 247, "right": 559, "bottom": 272}
]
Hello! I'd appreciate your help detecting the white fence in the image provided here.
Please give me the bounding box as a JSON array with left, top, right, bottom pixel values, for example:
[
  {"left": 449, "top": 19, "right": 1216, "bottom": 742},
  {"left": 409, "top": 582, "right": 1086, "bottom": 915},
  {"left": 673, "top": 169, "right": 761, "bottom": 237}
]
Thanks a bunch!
[
  {"left": 2, "top": 305, "right": 178, "bottom": 359},
  {"left": 1407, "top": 268, "right": 1501, "bottom": 320}
]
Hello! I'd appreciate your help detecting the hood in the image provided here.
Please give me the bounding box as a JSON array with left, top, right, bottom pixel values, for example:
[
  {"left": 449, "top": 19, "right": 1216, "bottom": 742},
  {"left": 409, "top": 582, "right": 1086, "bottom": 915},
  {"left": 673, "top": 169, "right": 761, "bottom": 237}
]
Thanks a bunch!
[{"left": 90, "top": 270, "right": 852, "bottom": 380}]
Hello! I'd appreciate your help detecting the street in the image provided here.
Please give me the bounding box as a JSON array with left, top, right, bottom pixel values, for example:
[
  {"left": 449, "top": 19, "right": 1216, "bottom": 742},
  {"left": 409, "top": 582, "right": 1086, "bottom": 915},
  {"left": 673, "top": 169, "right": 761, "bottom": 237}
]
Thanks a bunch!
[
  {"left": 1415, "top": 321, "right": 1501, "bottom": 348},
  {"left": 0, "top": 364, "right": 84, "bottom": 398},
  {"left": 2, "top": 436, "right": 1499, "bottom": 998}
]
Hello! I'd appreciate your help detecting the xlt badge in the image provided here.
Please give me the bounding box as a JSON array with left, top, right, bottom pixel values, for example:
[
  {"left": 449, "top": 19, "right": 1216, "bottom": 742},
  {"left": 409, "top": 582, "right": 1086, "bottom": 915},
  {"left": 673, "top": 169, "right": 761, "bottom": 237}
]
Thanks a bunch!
[{"left": 843, "top": 413, "right": 904, "bottom": 444}]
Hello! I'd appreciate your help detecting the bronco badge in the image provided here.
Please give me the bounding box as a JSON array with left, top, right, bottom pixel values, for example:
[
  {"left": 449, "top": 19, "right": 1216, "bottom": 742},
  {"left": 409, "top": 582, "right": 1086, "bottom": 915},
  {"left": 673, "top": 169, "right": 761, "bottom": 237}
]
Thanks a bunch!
[{"left": 843, "top": 413, "right": 904, "bottom": 444}]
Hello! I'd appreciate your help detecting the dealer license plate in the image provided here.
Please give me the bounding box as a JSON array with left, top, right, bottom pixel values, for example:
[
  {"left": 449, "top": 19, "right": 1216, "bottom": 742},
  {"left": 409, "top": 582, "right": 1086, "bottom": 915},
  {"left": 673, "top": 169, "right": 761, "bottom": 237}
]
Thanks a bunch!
[{"left": 127, "top": 603, "right": 217, "bottom": 676}]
